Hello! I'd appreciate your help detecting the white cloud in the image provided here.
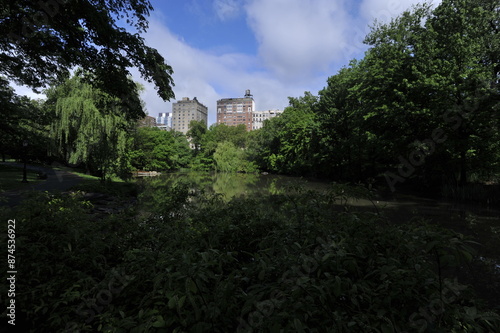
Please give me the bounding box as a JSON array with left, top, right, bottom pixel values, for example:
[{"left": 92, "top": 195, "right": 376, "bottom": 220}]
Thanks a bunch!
[
  {"left": 213, "top": 0, "right": 241, "bottom": 21},
  {"left": 139, "top": 1, "right": 441, "bottom": 125},
  {"left": 139, "top": 17, "right": 312, "bottom": 125},
  {"left": 11, "top": 0, "right": 445, "bottom": 128},
  {"left": 245, "top": 0, "right": 351, "bottom": 81},
  {"left": 359, "top": 0, "right": 442, "bottom": 24}
]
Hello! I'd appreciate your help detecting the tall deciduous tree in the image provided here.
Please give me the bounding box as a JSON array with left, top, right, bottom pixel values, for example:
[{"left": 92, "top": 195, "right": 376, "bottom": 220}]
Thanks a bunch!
[
  {"left": 0, "top": 77, "right": 51, "bottom": 162},
  {"left": 0, "top": 0, "right": 174, "bottom": 120},
  {"left": 257, "top": 92, "right": 318, "bottom": 175},
  {"left": 316, "top": 62, "right": 371, "bottom": 180},
  {"left": 425, "top": 0, "right": 500, "bottom": 184},
  {"left": 46, "top": 72, "right": 138, "bottom": 180}
]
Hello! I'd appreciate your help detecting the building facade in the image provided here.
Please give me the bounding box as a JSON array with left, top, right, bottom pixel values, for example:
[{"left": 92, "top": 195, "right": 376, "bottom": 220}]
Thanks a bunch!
[
  {"left": 216, "top": 90, "right": 255, "bottom": 131},
  {"left": 138, "top": 115, "right": 157, "bottom": 128},
  {"left": 252, "top": 109, "right": 283, "bottom": 130},
  {"left": 156, "top": 112, "right": 172, "bottom": 130},
  {"left": 171, "top": 97, "right": 208, "bottom": 134}
]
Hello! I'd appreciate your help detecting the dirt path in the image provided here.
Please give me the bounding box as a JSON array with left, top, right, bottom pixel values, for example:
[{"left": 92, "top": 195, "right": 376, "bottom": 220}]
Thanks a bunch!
[{"left": 0, "top": 162, "right": 84, "bottom": 207}]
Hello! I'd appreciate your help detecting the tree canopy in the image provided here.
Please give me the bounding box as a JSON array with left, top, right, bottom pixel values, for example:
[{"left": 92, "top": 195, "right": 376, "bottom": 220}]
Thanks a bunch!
[
  {"left": 0, "top": 0, "right": 174, "bottom": 120},
  {"left": 252, "top": 0, "right": 500, "bottom": 193},
  {"left": 129, "top": 127, "right": 191, "bottom": 171},
  {"left": 45, "top": 71, "right": 138, "bottom": 180}
]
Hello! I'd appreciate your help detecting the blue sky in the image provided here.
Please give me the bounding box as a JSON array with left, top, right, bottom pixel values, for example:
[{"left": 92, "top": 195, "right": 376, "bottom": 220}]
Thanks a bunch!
[
  {"left": 137, "top": 0, "right": 442, "bottom": 125},
  {"left": 15, "top": 0, "right": 441, "bottom": 125}
]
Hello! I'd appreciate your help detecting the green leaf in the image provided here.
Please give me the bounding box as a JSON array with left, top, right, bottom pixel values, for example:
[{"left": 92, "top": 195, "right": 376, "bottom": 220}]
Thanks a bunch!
[
  {"left": 334, "top": 276, "right": 342, "bottom": 297},
  {"left": 152, "top": 315, "right": 166, "bottom": 328},
  {"left": 168, "top": 296, "right": 177, "bottom": 309},
  {"left": 294, "top": 318, "right": 305, "bottom": 332},
  {"left": 465, "top": 307, "right": 477, "bottom": 318},
  {"left": 188, "top": 279, "right": 197, "bottom": 294},
  {"left": 178, "top": 295, "right": 186, "bottom": 310}
]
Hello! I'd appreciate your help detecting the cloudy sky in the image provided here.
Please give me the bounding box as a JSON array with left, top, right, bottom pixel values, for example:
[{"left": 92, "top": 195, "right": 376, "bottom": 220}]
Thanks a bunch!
[{"left": 16, "top": 0, "right": 440, "bottom": 125}]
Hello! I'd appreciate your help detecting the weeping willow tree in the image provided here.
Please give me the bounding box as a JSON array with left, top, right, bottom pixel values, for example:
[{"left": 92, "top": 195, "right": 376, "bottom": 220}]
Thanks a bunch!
[{"left": 46, "top": 72, "right": 139, "bottom": 181}]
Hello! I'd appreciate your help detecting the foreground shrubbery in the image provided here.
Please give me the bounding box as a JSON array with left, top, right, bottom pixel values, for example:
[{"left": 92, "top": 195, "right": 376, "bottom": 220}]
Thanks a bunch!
[{"left": 1, "top": 185, "right": 499, "bottom": 332}]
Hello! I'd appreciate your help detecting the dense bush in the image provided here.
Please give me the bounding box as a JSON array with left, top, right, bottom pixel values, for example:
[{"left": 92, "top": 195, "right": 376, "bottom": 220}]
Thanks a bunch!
[{"left": 1, "top": 185, "right": 499, "bottom": 332}]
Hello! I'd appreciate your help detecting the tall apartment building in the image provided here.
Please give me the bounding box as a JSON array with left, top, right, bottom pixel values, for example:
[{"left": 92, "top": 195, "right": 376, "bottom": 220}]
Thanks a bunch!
[
  {"left": 156, "top": 112, "right": 172, "bottom": 130},
  {"left": 171, "top": 97, "right": 208, "bottom": 134},
  {"left": 216, "top": 90, "right": 255, "bottom": 131},
  {"left": 252, "top": 109, "right": 283, "bottom": 130}
]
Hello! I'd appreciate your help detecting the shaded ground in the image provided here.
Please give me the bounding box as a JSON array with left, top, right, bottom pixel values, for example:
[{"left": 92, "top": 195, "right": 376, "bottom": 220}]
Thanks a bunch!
[{"left": 0, "top": 162, "right": 84, "bottom": 207}]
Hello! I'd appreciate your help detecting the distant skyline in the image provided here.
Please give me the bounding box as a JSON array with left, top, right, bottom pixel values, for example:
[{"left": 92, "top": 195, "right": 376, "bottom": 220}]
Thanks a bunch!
[{"left": 14, "top": 0, "right": 441, "bottom": 126}]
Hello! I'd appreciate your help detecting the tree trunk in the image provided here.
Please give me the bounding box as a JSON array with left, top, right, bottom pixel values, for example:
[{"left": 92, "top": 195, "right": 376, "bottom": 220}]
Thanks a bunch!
[{"left": 459, "top": 149, "right": 467, "bottom": 186}]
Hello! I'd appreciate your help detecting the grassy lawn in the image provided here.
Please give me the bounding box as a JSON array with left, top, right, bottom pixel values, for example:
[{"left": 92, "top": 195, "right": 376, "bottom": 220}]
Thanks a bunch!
[
  {"left": 0, "top": 164, "right": 44, "bottom": 192},
  {"left": 70, "top": 177, "right": 137, "bottom": 197},
  {"left": 58, "top": 168, "right": 138, "bottom": 197},
  {"left": 0, "top": 160, "right": 137, "bottom": 197}
]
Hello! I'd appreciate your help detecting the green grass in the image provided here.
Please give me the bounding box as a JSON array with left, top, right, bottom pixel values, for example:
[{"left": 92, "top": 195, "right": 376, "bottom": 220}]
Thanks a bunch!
[
  {"left": 70, "top": 178, "right": 137, "bottom": 197},
  {"left": 0, "top": 164, "right": 43, "bottom": 192},
  {"left": 49, "top": 164, "right": 127, "bottom": 183},
  {"left": 57, "top": 169, "right": 138, "bottom": 197}
]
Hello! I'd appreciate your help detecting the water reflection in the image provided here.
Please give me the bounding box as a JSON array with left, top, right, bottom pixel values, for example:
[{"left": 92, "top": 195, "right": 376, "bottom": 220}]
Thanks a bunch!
[
  {"left": 137, "top": 171, "right": 500, "bottom": 258},
  {"left": 137, "top": 171, "right": 333, "bottom": 200}
]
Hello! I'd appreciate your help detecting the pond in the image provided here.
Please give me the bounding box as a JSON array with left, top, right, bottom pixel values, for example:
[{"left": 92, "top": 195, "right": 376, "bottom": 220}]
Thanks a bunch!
[
  {"left": 136, "top": 171, "right": 500, "bottom": 305},
  {"left": 136, "top": 171, "right": 500, "bottom": 250},
  {"left": 136, "top": 171, "right": 499, "bottom": 214}
]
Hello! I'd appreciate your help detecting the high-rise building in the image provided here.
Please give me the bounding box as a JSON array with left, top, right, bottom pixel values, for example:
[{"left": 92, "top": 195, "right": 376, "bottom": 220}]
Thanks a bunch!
[
  {"left": 252, "top": 109, "right": 283, "bottom": 130},
  {"left": 216, "top": 90, "right": 255, "bottom": 131},
  {"left": 171, "top": 97, "right": 208, "bottom": 134},
  {"left": 156, "top": 112, "right": 172, "bottom": 130}
]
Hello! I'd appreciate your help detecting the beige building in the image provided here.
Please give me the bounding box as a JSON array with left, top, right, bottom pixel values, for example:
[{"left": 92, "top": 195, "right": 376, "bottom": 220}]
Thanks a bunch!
[
  {"left": 171, "top": 97, "right": 208, "bottom": 134},
  {"left": 216, "top": 90, "right": 255, "bottom": 131},
  {"left": 252, "top": 109, "right": 283, "bottom": 130}
]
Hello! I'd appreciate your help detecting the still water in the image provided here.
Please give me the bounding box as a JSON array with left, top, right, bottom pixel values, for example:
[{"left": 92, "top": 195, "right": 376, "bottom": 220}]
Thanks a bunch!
[
  {"left": 136, "top": 171, "right": 331, "bottom": 199},
  {"left": 137, "top": 171, "right": 500, "bottom": 257}
]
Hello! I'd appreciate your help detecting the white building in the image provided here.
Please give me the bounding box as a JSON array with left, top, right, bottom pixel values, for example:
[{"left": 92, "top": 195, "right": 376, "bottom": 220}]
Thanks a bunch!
[
  {"left": 252, "top": 109, "right": 283, "bottom": 130},
  {"left": 156, "top": 112, "right": 172, "bottom": 130}
]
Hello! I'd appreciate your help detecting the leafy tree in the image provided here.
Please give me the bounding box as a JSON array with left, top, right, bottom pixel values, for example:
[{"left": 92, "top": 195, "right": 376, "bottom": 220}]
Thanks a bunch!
[
  {"left": 202, "top": 123, "right": 247, "bottom": 151},
  {"left": 129, "top": 127, "right": 191, "bottom": 171},
  {"left": 0, "top": 77, "right": 30, "bottom": 161},
  {"left": 362, "top": 1, "right": 500, "bottom": 187},
  {"left": 424, "top": 0, "right": 500, "bottom": 185},
  {"left": 213, "top": 141, "right": 257, "bottom": 173},
  {"left": 187, "top": 119, "right": 207, "bottom": 153},
  {"left": 0, "top": 0, "right": 174, "bottom": 120},
  {"left": 315, "top": 62, "right": 373, "bottom": 180},
  {"left": 257, "top": 92, "right": 319, "bottom": 175},
  {"left": 190, "top": 123, "right": 248, "bottom": 171},
  {"left": 0, "top": 77, "right": 52, "bottom": 163},
  {"left": 46, "top": 72, "right": 137, "bottom": 180}
]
